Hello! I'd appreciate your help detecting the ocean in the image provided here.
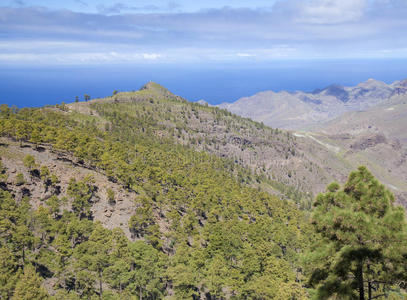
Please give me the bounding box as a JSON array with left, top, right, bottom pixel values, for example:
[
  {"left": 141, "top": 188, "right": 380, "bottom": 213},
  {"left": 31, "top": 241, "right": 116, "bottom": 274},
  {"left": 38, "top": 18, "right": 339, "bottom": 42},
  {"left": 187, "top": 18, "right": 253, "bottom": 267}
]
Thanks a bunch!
[{"left": 1, "top": 59, "right": 407, "bottom": 108}]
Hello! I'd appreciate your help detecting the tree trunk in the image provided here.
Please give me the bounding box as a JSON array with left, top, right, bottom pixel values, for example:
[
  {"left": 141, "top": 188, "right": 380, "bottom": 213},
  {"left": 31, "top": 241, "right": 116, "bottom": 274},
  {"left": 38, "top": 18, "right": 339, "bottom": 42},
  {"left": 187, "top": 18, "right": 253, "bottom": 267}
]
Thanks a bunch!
[
  {"left": 139, "top": 287, "right": 142, "bottom": 300},
  {"left": 99, "top": 269, "right": 103, "bottom": 299},
  {"left": 357, "top": 261, "right": 365, "bottom": 300},
  {"left": 367, "top": 264, "right": 372, "bottom": 300}
]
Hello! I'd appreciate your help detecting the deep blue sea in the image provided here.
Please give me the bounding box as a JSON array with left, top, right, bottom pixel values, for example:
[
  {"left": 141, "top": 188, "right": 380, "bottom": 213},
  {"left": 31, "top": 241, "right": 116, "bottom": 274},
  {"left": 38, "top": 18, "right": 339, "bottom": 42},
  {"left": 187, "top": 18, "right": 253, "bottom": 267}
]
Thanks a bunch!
[{"left": 1, "top": 59, "right": 407, "bottom": 107}]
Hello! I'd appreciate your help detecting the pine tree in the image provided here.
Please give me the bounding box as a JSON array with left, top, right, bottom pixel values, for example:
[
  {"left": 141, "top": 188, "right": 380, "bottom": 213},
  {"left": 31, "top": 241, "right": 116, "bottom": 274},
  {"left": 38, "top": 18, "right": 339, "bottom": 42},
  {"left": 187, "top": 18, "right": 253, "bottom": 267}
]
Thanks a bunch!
[
  {"left": 15, "top": 122, "right": 29, "bottom": 147},
  {"left": 12, "top": 264, "right": 48, "bottom": 300},
  {"left": 68, "top": 176, "right": 95, "bottom": 219},
  {"left": 0, "top": 247, "right": 20, "bottom": 299},
  {"left": 23, "top": 154, "right": 36, "bottom": 171},
  {"left": 87, "top": 224, "right": 112, "bottom": 298},
  {"left": 30, "top": 128, "right": 42, "bottom": 149},
  {"left": 306, "top": 166, "right": 407, "bottom": 300}
]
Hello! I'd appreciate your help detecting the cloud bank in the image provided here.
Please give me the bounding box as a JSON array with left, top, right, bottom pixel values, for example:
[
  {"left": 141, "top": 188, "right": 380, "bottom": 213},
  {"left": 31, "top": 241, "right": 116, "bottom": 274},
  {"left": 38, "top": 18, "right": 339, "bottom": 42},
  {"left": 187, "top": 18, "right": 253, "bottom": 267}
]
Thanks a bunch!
[{"left": 1, "top": 0, "right": 407, "bottom": 64}]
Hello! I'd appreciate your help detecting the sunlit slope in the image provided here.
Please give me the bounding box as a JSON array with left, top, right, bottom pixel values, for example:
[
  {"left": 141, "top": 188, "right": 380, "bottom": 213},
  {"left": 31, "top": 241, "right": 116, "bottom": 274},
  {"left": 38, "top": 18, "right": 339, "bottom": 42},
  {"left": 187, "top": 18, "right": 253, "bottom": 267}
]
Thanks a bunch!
[
  {"left": 0, "top": 89, "right": 311, "bottom": 298},
  {"left": 69, "top": 82, "right": 354, "bottom": 207}
]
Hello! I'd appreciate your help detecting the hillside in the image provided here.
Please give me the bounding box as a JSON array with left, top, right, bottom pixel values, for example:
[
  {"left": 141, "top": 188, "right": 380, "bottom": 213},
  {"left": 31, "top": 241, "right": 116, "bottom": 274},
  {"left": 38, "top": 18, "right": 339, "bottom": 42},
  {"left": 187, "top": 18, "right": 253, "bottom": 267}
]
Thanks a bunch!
[
  {"left": 216, "top": 79, "right": 407, "bottom": 206},
  {"left": 0, "top": 88, "right": 312, "bottom": 299},
  {"left": 308, "top": 93, "right": 407, "bottom": 209},
  {"left": 68, "top": 82, "right": 407, "bottom": 206},
  {"left": 219, "top": 79, "right": 407, "bottom": 130},
  {"left": 68, "top": 82, "right": 360, "bottom": 208},
  {"left": 2, "top": 81, "right": 407, "bottom": 298}
]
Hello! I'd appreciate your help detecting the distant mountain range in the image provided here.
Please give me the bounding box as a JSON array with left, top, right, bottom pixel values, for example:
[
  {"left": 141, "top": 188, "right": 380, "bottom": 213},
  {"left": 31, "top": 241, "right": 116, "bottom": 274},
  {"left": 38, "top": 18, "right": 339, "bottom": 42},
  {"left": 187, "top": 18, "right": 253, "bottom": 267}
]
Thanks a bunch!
[
  {"left": 217, "top": 78, "right": 407, "bottom": 207},
  {"left": 219, "top": 78, "right": 407, "bottom": 130}
]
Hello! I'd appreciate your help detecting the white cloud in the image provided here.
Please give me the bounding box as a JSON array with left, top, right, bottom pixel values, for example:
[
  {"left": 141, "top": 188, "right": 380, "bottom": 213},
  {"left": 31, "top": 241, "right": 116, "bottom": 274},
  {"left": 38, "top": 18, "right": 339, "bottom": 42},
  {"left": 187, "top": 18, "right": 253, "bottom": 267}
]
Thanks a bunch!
[
  {"left": 1, "top": 2, "right": 407, "bottom": 64},
  {"left": 0, "top": 51, "right": 166, "bottom": 64},
  {"left": 142, "top": 53, "right": 163, "bottom": 60},
  {"left": 296, "top": 0, "right": 368, "bottom": 24},
  {"left": 236, "top": 53, "right": 254, "bottom": 57}
]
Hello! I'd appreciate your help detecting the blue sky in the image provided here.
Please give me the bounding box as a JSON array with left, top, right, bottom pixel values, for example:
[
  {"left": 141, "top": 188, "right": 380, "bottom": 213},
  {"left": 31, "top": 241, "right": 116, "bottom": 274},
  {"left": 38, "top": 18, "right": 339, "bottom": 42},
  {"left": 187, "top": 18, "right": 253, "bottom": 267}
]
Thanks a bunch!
[
  {"left": 5, "top": 0, "right": 280, "bottom": 13},
  {"left": 1, "top": 0, "right": 407, "bottom": 65}
]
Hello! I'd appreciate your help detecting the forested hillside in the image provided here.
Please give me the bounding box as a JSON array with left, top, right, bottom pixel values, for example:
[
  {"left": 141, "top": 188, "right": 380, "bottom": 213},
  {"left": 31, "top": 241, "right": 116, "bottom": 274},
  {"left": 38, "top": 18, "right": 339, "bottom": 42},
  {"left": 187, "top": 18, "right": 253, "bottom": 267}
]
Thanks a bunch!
[
  {"left": 0, "top": 96, "right": 311, "bottom": 298},
  {"left": 70, "top": 82, "right": 356, "bottom": 208},
  {"left": 1, "top": 83, "right": 406, "bottom": 299}
]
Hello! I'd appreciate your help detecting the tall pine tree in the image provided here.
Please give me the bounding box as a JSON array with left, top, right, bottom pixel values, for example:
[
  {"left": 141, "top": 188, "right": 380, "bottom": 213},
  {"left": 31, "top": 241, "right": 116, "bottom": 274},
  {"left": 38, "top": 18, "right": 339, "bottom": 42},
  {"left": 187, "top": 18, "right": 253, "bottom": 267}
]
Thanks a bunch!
[
  {"left": 306, "top": 166, "right": 407, "bottom": 299},
  {"left": 12, "top": 264, "right": 48, "bottom": 300}
]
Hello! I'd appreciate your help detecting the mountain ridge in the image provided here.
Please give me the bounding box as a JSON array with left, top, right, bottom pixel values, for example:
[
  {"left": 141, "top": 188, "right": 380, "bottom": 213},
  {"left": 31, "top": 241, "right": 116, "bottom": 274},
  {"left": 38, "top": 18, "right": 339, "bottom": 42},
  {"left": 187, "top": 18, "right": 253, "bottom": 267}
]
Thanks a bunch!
[
  {"left": 219, "top": 78, "right": 407, "bottom": 130},
  {"left": 0, "top": 95, "right": 311, "bottom": 298},
  {"left": 67, "top": 81, "right": 407, "bottom": 207}
]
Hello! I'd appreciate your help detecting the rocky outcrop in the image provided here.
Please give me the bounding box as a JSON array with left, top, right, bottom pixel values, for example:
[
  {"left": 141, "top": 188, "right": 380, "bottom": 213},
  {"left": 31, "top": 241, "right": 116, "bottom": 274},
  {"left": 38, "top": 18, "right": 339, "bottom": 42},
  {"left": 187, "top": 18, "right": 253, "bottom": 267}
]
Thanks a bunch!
[{"left": 350, "top": 133, "right": 387, "bottom": 151}]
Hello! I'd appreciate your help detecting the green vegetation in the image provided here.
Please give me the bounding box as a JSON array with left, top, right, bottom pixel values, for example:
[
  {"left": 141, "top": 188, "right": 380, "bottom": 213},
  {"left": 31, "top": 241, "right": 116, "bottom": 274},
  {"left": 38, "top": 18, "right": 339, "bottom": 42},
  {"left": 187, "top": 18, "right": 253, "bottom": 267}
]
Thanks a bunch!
[
  {"left": 88, "top": 84, "right": 314, "bottom": 207},
  {"left": 0, "top": 85, "right": 406, "bottom": 299},
  {"left": 0, "top": 159, "right": 7, "bottom": 183},
  {"left": 12, "top": 264, "right": 48, "bottom": 300},
  {"left": 0, "top": 103, "right": 310, "bottom": 298},
  {"left": 306, "top": 167, "right": 407, "bottom": 299},
  {"left": 106, "top": 188, "right": 115, "bottom": 204},
  {"left": 23, "top": 154, "right": 36, "bottom": 170},
  {"left": 68, "top": 175, "right": 96, "bottom": 219},
  {"left": 15, "top": 172, "right": 25, "bottom": 186}
]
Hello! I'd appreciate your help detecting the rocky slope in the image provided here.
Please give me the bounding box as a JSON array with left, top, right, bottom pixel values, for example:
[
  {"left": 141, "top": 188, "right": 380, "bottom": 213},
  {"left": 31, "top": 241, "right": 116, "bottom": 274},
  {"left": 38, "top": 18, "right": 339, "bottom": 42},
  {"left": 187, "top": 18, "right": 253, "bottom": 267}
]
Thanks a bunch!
[
  {"left": 219, "top": 78, "right": 407, "bottom": 130},
  {"left": 216, "top": 78, "right": 407, "bottom": 206},
  {"left": 0, "top": 139, "right": 138, "bottom": 238},
  {"left": 308, "top": 93, "right": 407, "bottom": 208}
]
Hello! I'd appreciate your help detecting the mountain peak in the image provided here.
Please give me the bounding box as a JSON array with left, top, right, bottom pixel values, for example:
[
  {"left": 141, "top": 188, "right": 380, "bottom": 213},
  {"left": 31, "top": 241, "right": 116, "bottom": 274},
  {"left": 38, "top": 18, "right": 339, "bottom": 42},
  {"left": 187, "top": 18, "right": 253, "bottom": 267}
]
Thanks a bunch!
[
  {"left": 358, "top": 78, "right": 386, "bottom": 88},
  {"left": 196, "top": 99, "right": 209, "bottom": 106},
  {"left": 321, "top": 84, "right": 349, "bottom": 102},
  {"left": 138, "top": 81, "right": 187, "bottom": 103},
  {"left": 398, "top": 79, "right": 407, "bottom": 87},
  {"left": 140, "top": 81, "right": 171, "bottom": 94}
]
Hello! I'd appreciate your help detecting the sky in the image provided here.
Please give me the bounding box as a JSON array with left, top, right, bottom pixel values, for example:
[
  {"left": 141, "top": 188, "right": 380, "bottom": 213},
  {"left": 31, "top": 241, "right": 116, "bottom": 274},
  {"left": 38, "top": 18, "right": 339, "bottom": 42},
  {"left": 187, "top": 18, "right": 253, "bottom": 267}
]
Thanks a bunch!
[{"left": 1, "top": 0, "right": 407, "bottom": 65}]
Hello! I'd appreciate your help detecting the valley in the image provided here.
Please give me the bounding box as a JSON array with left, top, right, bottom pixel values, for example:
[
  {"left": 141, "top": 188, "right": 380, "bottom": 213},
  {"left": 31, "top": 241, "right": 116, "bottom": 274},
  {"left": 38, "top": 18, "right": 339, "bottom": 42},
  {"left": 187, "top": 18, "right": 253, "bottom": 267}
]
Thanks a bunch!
[{"left": 220, "top": 79, "right": 407, "bottom": 208}]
